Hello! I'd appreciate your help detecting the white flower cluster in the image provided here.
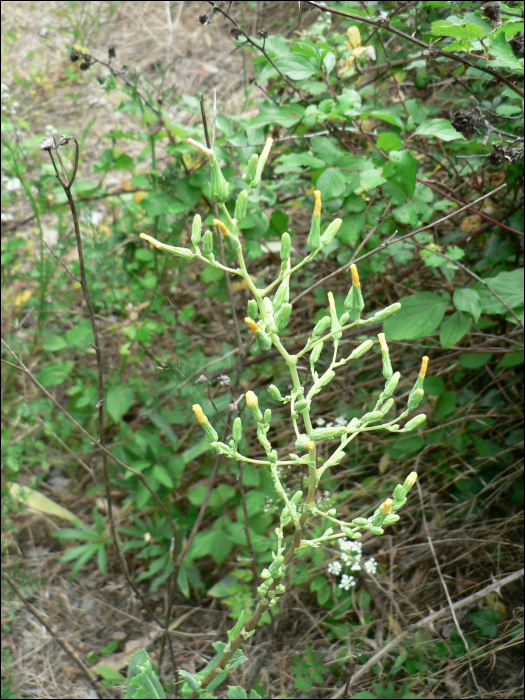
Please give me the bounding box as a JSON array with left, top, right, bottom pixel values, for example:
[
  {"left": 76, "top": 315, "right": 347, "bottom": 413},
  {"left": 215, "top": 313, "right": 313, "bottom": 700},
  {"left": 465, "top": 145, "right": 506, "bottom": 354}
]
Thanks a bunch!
[
  {"left": 327, "top": 538, "right": 378, "bottom": 590},
  {"left": 1, "top": 83, "right": 19, "bottom": 116},
  {"left": 315, "top": 415, "right": 347, "bottom": 428}
]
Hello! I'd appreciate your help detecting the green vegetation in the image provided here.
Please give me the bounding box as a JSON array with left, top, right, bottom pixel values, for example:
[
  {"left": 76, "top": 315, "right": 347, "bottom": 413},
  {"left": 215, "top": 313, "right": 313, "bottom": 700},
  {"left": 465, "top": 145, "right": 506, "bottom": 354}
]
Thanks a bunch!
[{"left": 2, "top": 1, "right": 523, "bottom": 698}]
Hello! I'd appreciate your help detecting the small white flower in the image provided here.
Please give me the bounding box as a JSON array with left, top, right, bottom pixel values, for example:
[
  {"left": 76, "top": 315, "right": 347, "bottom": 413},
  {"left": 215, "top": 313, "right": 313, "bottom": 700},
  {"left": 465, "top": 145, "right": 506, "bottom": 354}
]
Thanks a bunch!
[
  {"left": 339, "top": 574, "right": 356, "bottom": 590},
  {"left": 315, "top": 418, "right": 326, "bottom": 426},
  {"left": 340, "top": 552, "right": 350, "bottom": 564},
  {"left": 364, "top": 558, "right": 378, "bottom": 574},
  {"left": 334, "top": 416, "right": 346, "bottom": 426},
  {"left": 350, "top": 561, "right": 362, "bottom": 571},
  {"left": 328, "top": 560, "right": 342, "bottom": 575},
  {"left": 5, "top": 177, "right": 21, "bottom": 191}
]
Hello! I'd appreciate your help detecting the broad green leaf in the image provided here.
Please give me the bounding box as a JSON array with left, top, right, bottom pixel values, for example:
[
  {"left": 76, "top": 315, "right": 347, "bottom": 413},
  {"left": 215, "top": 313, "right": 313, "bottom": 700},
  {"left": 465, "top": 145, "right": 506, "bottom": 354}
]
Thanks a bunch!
[
  {"left": 148, "top": 411, "right": 179, "bottom": 448},
  {"left": 392, "top": 203, "right": 418, "bottom": 227},
  {"left": 468, "top": 609, "right": 500, "bottom": 637},
  {"left": 182, "top": 438, "right": 210, "bottom": 464},
  {"left": 383, "top": 293, "right": 448, "bottom": 340},
  {"left": 274, "top": 53, "right": 319, "bottom": 80},
  {"left": 360, "top": 110, "right": 405, "bottom": 129},
  {"left": 323, "top": 51, "right": 336, "bottom": 78},
  {"left": 483, "top": 269, "right": 524, "bottom": 310},
  {"left": 497, "top": 352, "right": 524, "bottom": 368},
  {"left": 413, "top": 119, "right": 465, "bottom": 141},
  {"left": 386, "top": 150, "right": 417, "bottom": 199},
  {"left": 439, "top": 311, "right": 471, "bottom": 348},
  {"left": 316, "top": 167, "right": 347, "bottom": 200},
  {"left": 430, "top": 20, "right": 486, "bottom": 39},
  {"left": 140, "top": 192, "right": 188, "bottom": 217},
  {"left": 454, "top": 288, "right": 482, "bottom": 322},
  {"left": 377, "top": 132, "right": 403, "bottom": 153},
  {"left": 66, "top": 319, "right": 94, "bottom": 351},
  {"left": 424, "top": 376, "right": 445, "bottom": 397},
  {"left": 459, "top": 353, "right": 493, "bottom": 369},
  {"left": 152, "top": 465, "right": 174, "bottom": 488},
  {"left": 356, "top": 168, "right": 386, "bottom": 193},
  {"left": 97, "top": 666, "right": 126, "bottom": 682},
  {"left": 250, "top": 104, "right": 305, "bottom": 128},
  {"left": 487, "top": 33, "right": 524, "bottom": 73},
  {"left": 42, "top": 335, "right": 68, "bottom": 351},
  {"left": 210, "top": 528, "right": 234, "bottom": 564},
  {"left": 37, "top": 361, "right": 74, "bottom": 388},
  {"left": 107, "top": 385, "right": 135, "bottom": 422}
]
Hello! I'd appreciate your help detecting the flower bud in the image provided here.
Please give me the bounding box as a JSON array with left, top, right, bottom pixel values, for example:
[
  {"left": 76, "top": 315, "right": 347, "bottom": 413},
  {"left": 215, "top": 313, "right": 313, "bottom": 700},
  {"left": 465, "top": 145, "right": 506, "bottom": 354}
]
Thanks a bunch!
[
  {"left": 310, "top": 426, "right": 347, "bottom": 441},
  {"left": 234, "top": 189, "right": 249, "bottom": 223},
  {"left": 203, "top": 230, "right": 213, "bottom": 256},
  {"left": 321, "top": 218, "right": 342, "bottom": 246},
  {"left": 404, "top": 413, "right": 426, "bottom": 430},
  {"left": 140, "top": 233, "right": 194, "bottom": 260},
  {"left": 251, "top": 137, "right": 273, "bottom": 186},
  {"left": 317, "top": 369, "right": 336, "bottom": 389},
  {"left": 373, "top": 302, "right": 401, "bottom": 322},
  {"left": 382, "top": 513, "right": 400, "bottom": 525},
  {"left": 383, "top": 371, "right": 400, "bottom": 398},
  {"left": 349, "top": 339, "right": 373, "bottom": 359},
  {"left": 295, "top": 434, "right": 311, "bottom": 451},
  {"left": 307, "top": 190, "right": 322, "bottom": 251},
  {"left": 312, "top": 315, "right": 331, "bottom": 339},
  {"left": 243, "top": 153, "right": 259, "bottom": 184},
  {"left": 408, "top": 356, "right": 429, "bottom": 402},
  {"left": 192, "top": 404, "right": 219, "bottom": 442},
  {"left": 275, "top": 302, "right": 292, "bottom": 331},
  {"left": 186, "top": 138, "right": 213, "bottom": 157},
  {"left": 403, "top": 472, "right": 418, "bottom": 490},
  {"left": 310, "top": 342, "right": 323, "bottom": 365},
  {"left": 280, "top": 232, "right": 291, "bottom": 261},
  {"left": 291, "top": 490, "right": 303, "bottom": 505},
  {"left": 264, "top": 408, "right": 272, "bottom": 423},
  {"left": 381, "top": 498, "right": 393, "bottom": 515},
  {"left": 344, "top": 265, "right": 365, "bottom": 319},
  {"left": 268, "top": 384, "right": 282, "bottom": 401},
  {"left": 247, "top": 299, "right": 259, "bottom": 318},
  {"left": 407, "top": 389, "right": 425, "bottom": 411},
  {"left": 232, "top": 416, "right": 242, "bottom": 442},
  {"left": 377, "top": 333, "right": 393, "bottom": 381},
  {"left": 273, "top": 265, "right": 290, "bottom": 314},
  {"left": 191, "top": 214, "right": 202, "bottom": 248},
  {"left": 380, "top": 398, "right": 394, "bottom": 415},
  {"left": 210, "top": 154, "right": 230, "bottom": 203},
  {"left": 244, "top": 317, "right": 272, "bottom": 350},
  {"left": 295, "top": 398, "right": 309, "bottom": 412},
  {"left": 245, "top": 390, "right": 263, "bottom": 422},
  {"left": 362, "top": 410, "right": 383, "bottom": 423}
]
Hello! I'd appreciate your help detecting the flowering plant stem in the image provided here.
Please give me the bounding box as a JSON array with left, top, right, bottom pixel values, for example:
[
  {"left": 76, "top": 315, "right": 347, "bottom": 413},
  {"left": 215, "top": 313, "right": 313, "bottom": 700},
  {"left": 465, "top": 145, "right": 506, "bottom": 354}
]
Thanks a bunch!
[{"left": 141, "top": 135, "right": 429, "bottom": 697}]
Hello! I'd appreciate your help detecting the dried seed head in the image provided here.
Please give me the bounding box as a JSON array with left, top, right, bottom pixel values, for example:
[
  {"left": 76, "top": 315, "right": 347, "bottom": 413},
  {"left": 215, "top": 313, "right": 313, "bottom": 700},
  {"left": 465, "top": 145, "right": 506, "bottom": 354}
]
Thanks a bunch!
[
  {"left": 257, "top": 28, "right": 268, "bottom": 39},
  {"left": 231, "top": 27, "right": 243, "bottom": 38}
]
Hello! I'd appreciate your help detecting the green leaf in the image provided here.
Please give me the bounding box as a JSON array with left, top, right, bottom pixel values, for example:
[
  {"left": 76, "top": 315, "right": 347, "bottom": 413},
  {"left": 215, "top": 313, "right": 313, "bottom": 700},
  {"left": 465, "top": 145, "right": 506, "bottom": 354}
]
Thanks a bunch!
[
  {"left": 439, "top": 311, "right": 471, "bottom": 348},
  {"left": 140, "top": 192, "right": 188, "bottom": 217},
  {"left": 484, "top": 269, "right": 524, "bottom": 310},
  {"left": 316, "top": 168, "right": 347, "bottom": 200},
  {"left": 360, "top": 110, "right": 405, "bottom": 129},
  {"left": 66, "top": 319, "right": 95, "bottom": 351},
  {"left": 107, "top": 385, "right": 135, "bottom": 422},
  {"left": 413, "top": 119, "right": 465, "bottom": 141},
  {"left": 42, "top": 335, "right": 68, "bottom": 351},
  {"left": 497, "top": 352, "right": 524, "bottom": 368},
  {"left": 424, "top": 376, "right": 445, "bottom": 397},
  {"left": 97, "top": 665, "right": 126, "bottom": 682},
  {"left": 459, "top": 353, "right": 493, "bottom": 369},
  {"left": 37, "top": 361, "right": 74, "bottom": 388},
  {"left": 430, "top": 20, "right": 486, "bottom": 39},
  {"left": 392, "top": 202, "right": 418, "bottom": 226},
  {"left": 356, "top": 168, "right": 386, "bottom": 193},
  {"left": 250, "top": 104, "right": 305, "bottom": 128},
  {"left": 274, "top": 53, "right": 319, "bottom": 80},
  {"left": 468, "top": 609, "right": 500, "bottom": 637},
  {"left": 126, "top": 649, "right": 166, "bottom": 699},
  {"left": 454, "top": 288, "right": 482, "bottom": 322},
  {"left": 383, "top": 293, "right": 448, "bottom": 340},
  {"left": 377, "top": 132, "right": 403, "bottom": 153},
  {"left": 152, "top": 465, "right": 174, "bottom": 488},
  {"left": 487, "top": 33, "right": 524, "bottom": 73}
]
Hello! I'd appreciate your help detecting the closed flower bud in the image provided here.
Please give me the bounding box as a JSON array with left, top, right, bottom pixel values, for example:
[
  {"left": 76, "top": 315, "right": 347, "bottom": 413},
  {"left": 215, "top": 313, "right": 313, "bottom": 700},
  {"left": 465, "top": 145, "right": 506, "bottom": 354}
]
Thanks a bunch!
[
  {"left": 377, "top": 333, "right": 393, "bottom": 381},
  {"left": 268, "top": 384, "right": 282, "bottom": 401},
  {"left": 203, "top": 230, "right": 214, "bottom": 256},
  {"left": 247, "top": 299, "right": 258, "bottom": 318},
  {"left": 307, "top": 190, "right": 322, "bottom": 251},
  {"left": 403, "top": 471, "right": 418, "bottom": 490},
  {"left": 192, "top": 404, "right": 219, "bottom": 442},
  {"left": 291, "top": 490, "right": 303, "bottom": 505},
  {"left": 380, "top": 398, "right": 394, "bottom": 415},
  {"left": 246, "top": 390, "right": 263, "bottom": 422},
  {"left": 275, "top": 302, "right": 292, "bottom": 331},
  {"left": 294, "top": 398, "right": 309, "bottom": 413},
  {"left": 310, "top": 426, "right": 347, "bottom": 441},
  {"left": 312, "top": 315, "right": 331, "bottom": 339},
  {"left": 234, "top": 189, "right": 249, "bottom": 223},
  {"left": 373, "top": 303, "right": 401, "bottom": 321},
  {"left": 280, "top": 232, "right": 291, "bottom": 261},
  {"left": 408, "top": 356, "right": 429, "bottom": 402},
  {"left": 295, "top": 434, "right": 311, "bottom": 451},
  {"left": 243, "top": 153, "right": 259, "bottom": 184},
  {"left": 317, "top": 369, "right": 336, "bottom": 389},
  {"left": 210, "top": 154, "right": 230, "bottom": 203},
  {"left": 382, "top": 513, "right": 400, "bottom": 525},
  {"left": 381, "top": 498, "right": 394, "bottom": 515},
  {"left": 384, "top": 371, "right": 400, "bottom": 398},
  {"left": 321, "top": 218, "right": 342, "bottom": 246},
  {"left": 404, "top": 412, "right": 426, "bottom": 430},
  {"left": 273, "top": 269, "right": 290, "bottom": 314},
  {"left": 264, "top": 408, "right": 272, "bottom": 423},
  {"left": 344, "top": 284, "right": 365, "bottom": 320},
  {"left": 140, "top": 233, "right": 194, "bottom": 260},
  {"left": 191, "top": 214, "right": 202, "bottom": 247},
  {"left": 362, "top": 410, "right": 383, "bottom": 423},
  {"left": 252, "top": 137, "right": 273, "bottom": 186},
  {"left": 349, "top": 339, "right": 373, "bottom": 359},
  {"left": 407, "top": 388, "right": 425, "bottom": 411},
  {"left": 232, "top": 416, "right": 242, "bottom": 442},
  {"left": 310, "top": 342, "right": 323, "bottom": 365}
]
